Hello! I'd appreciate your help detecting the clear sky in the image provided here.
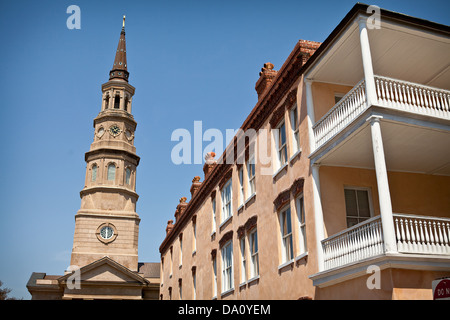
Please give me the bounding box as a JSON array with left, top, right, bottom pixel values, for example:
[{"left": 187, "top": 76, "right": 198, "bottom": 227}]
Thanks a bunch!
[{"left": 0, "top": 0, "right": 448, "bottom": 299}]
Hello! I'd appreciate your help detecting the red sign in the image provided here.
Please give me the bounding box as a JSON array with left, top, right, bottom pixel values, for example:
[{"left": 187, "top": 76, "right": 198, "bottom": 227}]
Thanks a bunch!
[{"left": 433, "top": 278, "right": 450, "bottom": 300}]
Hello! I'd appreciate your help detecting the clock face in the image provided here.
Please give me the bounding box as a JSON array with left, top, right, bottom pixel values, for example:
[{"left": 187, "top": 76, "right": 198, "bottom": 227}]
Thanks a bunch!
[
  {"left": 97, "top": 127, "right": 105, "bottom": 138},
  {"left": 109, "top": 125, "right": 121, "bottom": 137},
  {"left": 100, "top": 226, "right": 114, "bottom": 240}
]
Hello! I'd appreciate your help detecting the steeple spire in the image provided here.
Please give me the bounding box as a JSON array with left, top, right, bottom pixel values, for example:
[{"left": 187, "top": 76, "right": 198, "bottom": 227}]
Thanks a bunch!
[{"left": 109, "top": 15, "right": 129, "bottom": 82}]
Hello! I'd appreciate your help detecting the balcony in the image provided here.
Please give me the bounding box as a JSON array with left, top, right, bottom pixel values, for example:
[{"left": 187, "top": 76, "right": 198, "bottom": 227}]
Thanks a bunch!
[
  {"left": 310, "top": 213, "right": 450, "bottom": 288},
  {"left": 312, "top": 76, "right": 450, "bottom": 152},
  {"left": 322, "top": 213, "right": 450, "bottom": 271}
]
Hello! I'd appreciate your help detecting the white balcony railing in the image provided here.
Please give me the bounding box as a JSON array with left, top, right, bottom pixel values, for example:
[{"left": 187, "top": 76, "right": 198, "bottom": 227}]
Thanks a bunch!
[
  {"left": 394, "top": 213, "right": 450, "bottom": 255},
  {"left": 312, "top": 76, "right": 450, "bottom": 150},
  {"left": 321, "top": 214, "right": 450, "bottom": 271},
  {"left": 322, "top": 216, "right": 384, "bottom": 270}
]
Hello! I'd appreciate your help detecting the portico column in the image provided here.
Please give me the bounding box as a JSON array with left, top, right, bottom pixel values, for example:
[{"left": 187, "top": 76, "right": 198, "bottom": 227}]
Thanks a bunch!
[
  {"left": 367, "top": 115, "right": 397, "bottom": 253},
  {"left": 312, "top": 164, "right": 325, "bottom": 271},
  {"left": 305, "top": 78, "right": 325, "bottom": 271},
  {"left": 305, "top": 79, "right": 316, "bottom": 153},
  {"left": 358, "top": 16, "right": 377, "bottom": 106}
]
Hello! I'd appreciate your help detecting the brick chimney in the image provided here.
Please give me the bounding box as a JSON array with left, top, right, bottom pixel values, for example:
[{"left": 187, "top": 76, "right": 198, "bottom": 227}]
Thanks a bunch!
[
  {"left": 190, "top": 176, "right": 202, "bottom": 197},
  {"left": 255, "top": 62, "right": 277, "bottom": 100},
  {"left": 174, "top": 197, "right": 188, "bottom": 222},
  {"left": 203, "top": 152, "right": 217, "bottom": 178},
  {"left": 166, "top": 220, "right": 174, "bottom": 235}
]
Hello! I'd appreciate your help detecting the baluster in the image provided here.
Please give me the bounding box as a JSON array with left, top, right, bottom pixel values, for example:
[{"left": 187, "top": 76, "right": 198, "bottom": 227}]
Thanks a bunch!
[
  {"left": 414, "top": 219, "right": 423, "bottom": 253},
  {"left": 405, "top": 85, "right": 412, "bottom": 110},
  {"left": 361, "top": 225, "right": 368, "bottom": 259},
  {"left": 404, "top": 218, "right": 411, "bottom": 252},
  {"left": 376, "top": 220, "right": 383, "bottom": 255},
  {"left": 409, "top": 219, "right": 417, "bottom": 253},
  {"left": 395, "top": 217, "right": 403, "bottom": 252},
  {"left": 399, "top": 84, "right": 406, "bottom": 109},
  {"left": 376, "top": 79, "right": 382, "bottom": 104},
  {"left": 432, "top": 221, "right": 441, "bottom": 253},
  {"left": 430, "top": 90, "right": 437, "bottom": 116},
  {"left": 393, "top": 82, "right": 400, "bottom": 108},
  {"left": 380, "top": 79, "right": 387, "bottom": 105},
  {"left": 418, "top": 88, "right": 425, "bottom": 113},
  {"left": 437, "top": 222, "right": 444, "bottom": 254},
  {"left": 388, "top": 81, "right": 394, "bottom": 107},
  {"left": 445, "top": 222, "right": 450, "bottom": 254},
  {"left": 411, "top": 87, "right": 418, "bottom": 110},
  {"left": 427, "top": 220, "right": 435, "bottom": 253},
  {"left": 399, "top": 218, "right": 406, "bottom": 252}
]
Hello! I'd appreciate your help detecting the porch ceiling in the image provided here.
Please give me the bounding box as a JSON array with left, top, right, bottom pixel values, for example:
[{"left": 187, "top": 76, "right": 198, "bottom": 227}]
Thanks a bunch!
[
  {"left": 307, "top": 16, "right": 450, "bottom": 90},
  {"left": 318, "top": 119, "right": 450, "bottom": 176}
]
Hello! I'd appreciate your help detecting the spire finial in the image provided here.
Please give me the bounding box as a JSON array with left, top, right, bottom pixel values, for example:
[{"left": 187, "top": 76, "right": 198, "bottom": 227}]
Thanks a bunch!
[{"left": 123, "top": 15, "right": 126, "bottom": 28}]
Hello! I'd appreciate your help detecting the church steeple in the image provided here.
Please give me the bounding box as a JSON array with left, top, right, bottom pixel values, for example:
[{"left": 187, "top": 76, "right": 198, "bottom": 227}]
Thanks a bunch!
[
  {"left": 69, "top": 17, "right": 140, "bottom": 272},
  {"left": 109, "top": 15, "right": 129, "bottom": 82}
]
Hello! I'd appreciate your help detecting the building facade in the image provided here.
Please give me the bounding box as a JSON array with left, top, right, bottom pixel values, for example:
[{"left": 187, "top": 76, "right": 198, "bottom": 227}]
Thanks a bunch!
[
  {"left": 159, "top": 4, "right": 450, "bottom": 300},
  {"left": 27, "top": 18, "right": 160, "bottom": 300}
]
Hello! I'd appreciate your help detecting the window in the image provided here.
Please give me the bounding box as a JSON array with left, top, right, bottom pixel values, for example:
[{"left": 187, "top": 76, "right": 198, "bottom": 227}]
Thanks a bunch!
[
  {"left": 290, "top": 105, "right": 300, "bottom": 154},
  {"left": 212, "top": 256, "right": 217, "bottom": 297},
  {"left": 249, "top": 229, "right": 259, "bottom": 278},
  {"left": 334, "top": 93, "right": 345, "bottom": 104},
  {"left": 275, "top": 121, "right": 287, "bottom": 168},
  {"left": 179, "top": 236, "right": 183, "bottom": 266},
  {"left": 344, "top": 187, "right": 373, "bottom": 227},
  {"left": 92, "top": 164, "right": 98, "bottom": 182},
  {"left": 212, "top": 198, "right": 216, "bottom": 233},
  {"left": 240, "top": 237, "right": 246, "bottom": 284},
  {"left": 170, "top": 247, "right": 173, "bottom": 276},
  {"left": 280, "top": 207, "right": 293, "bottom": 263},
  {"left": 296, "top": 195, "right": 307, "bottom": 255},
  {"left": 221, "top": 179, "right": 232, "bottom": 222},
  {"left": 193, "top": 272, "right": 197, "bottom": 300},
  {"left": 221, "top": 241, "right": 233, "bottom": 293},
  {"left": 192, "top": 221, "right": 197, "bottom": 253},
  {"left": 179, "top": 281, "right": 182, "bottom": 300},
  {"left": 124, "top": 167, "right": 131, "bottom": 185},
  {"left": 114, "top": 95, "right": 120, "bottom": 109},
  {"left": 238, "top": 167, "right": 244, "bottom": 206},
  {"left": 107, "top": 163, "right": 116, "bottom": 181},
  {"left": 247, "top": 157, "right": 255, "bottom": 197}
]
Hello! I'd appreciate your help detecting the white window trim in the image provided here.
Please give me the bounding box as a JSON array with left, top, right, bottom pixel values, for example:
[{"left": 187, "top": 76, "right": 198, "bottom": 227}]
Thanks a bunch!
[
  {"left": 344, "top": 186, "right": 374, "bottom": 227},
  {"left": 295, "top": 194, "right": 307, "bottom": 256},
  {"left": 238, "top": 167, "right": 244, "bottom": 207},
  {"left": 249, "top": 229, "right": 259, "bottom": 279},
  {"left": 240, "top": 237, "right": 246, "bottom": 284},
  {"left": 221, "top": 241, "right": 234, "bottom": 294},
  {"left": 211, "top": 197, "right": 217, "bottom": 234},
  {"left": 247, "top": 157, "right": 256, "bottom": 200},
  {"left": 279, "top": 206, "right": 293, "bottom": 264},
  {"left": 221, "top": 179, "right": 232, "bottom": 223},
  {"left": 290, "top": 104, "right": 300, "bottom": 155}
]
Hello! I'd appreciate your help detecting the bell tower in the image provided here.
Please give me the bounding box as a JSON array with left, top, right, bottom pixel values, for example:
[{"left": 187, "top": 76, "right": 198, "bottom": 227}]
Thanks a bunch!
[{"left": 70, "top": 16, "right": 141, "bottom": 271}]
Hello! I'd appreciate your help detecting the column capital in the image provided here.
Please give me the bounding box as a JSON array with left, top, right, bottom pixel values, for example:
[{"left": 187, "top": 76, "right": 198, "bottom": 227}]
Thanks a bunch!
[
  {"left": 305, "top": 78, "right": 313, "bottom": 85},
  {"left": 366, "top": 115, "right": 383, "bottom": 124},
  {"left": 357, "top": 14, "right": 368, "bottom": 29}
]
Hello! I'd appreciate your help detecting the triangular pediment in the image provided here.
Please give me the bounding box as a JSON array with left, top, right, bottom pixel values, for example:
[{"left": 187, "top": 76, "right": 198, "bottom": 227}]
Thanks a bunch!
[{"left": 59, "top": 256, "right": 148, "bottom": 285}]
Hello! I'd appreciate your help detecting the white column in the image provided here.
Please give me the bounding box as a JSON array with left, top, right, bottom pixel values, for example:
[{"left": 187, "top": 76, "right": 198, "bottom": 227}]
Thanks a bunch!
[
  {"left": 312, "top": 164, "right": 325, "bottom": 271},
  {"left": 367, "top": 115, "right": 397, "bottom": 253},
  {"left": 358, "top": 16, "right": 377, "bottom": 106},
  {"left": 305, "top": 79, "right": 316, "bottom": 154}
]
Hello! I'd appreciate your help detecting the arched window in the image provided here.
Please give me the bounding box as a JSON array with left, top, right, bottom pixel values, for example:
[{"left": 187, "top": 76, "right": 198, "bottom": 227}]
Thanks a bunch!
[
  {"left": 114, "top": 95, "right": 120, "bottom": 109},
  {"left": 125, "top": 167, "right": 131, "bottom": 185},
  {"left": 107, "top": 163, "right": 116, "bottom": 181},
  {"left": 92, "top": 164, "right": 98, "bottom": 181}
]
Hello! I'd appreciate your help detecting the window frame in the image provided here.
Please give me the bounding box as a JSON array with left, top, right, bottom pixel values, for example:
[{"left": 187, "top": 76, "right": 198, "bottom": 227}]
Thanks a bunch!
[
  {"left": 221, "top": 179, "right": 232, "bottom": 223},
  {"left": 279, "top": 206, "right": 294, "bottom": 263},
  {"left": 290, "top": 104, "right": 300, "bottom": 155},
  {"left": 240, "top": 237, "right": 246, "bottom": 284},
  {"left": 276, "top": 121, "right": 288, "bottom": 168},
  {"left": 247, "top": 156, "right": 256, "bottom": 198},
  {"left": 107, "top": 163, "right": 116, "bottom": 181},
  {"left": 238, "top": 166, "right": 244, "bottom": 207},
  {"left": 344, "top": 186, "right": 374, "bottom": 228},
  {"left": 249, "top": 229, "right": 259, "bottom": 279},
  {"left": 295, "top": 194, "right": 307, "bottom": 256},
  {"left": 221, "top": 241, "right": 234, "bottom": 293}
]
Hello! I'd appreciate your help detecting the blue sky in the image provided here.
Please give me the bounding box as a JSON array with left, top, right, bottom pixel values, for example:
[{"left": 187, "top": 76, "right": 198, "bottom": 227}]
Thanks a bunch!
[{"left": 0, "top": 0, "right": 448, "bottom": 299}]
